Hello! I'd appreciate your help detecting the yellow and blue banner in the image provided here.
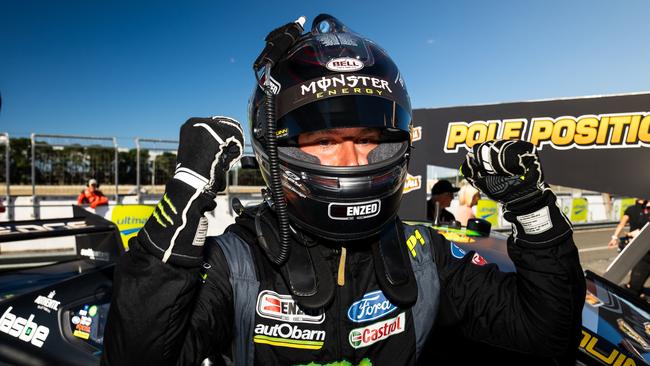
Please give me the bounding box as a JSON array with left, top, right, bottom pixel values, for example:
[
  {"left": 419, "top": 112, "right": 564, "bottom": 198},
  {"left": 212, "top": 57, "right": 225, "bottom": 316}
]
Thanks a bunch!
[
  {"left": 476, "top": 199, "right": 498, "bottom": 227},
  {"left": 570, "top": 198, "right": 588, "bottom": 223},
  {"left": 111, "top": 205, "right": 155, "bottom": 249}
]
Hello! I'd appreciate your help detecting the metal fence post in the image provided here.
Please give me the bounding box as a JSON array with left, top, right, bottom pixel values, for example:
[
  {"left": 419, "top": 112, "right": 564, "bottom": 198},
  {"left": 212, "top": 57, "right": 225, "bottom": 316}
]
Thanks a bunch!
[
  {"left": 135, "top": 138, "right": 141, "bottom": 204},
  {"left": 30, "top": 133, "right": 37, "bottom": 219},
  {"left": 135, "top": 138, "right": 179, "bottom": 204},
  {"left": 4, "top": 133, "right": 11, "bottom": 220},
  {"left": 113, "top": 137, "right": 119, "bottom": 203}
]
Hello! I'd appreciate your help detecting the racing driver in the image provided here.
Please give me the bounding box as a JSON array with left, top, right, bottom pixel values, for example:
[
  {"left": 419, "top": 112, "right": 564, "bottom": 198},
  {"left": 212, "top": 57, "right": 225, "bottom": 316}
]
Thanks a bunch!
[{"left": 103, "top": 14, "right": 585, "bottom": 365}]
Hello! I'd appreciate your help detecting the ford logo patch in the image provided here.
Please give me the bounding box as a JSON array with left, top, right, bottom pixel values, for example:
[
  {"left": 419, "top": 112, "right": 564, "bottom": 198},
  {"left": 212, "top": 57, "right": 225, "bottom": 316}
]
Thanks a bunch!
[{"left": 347, "top": 290, "right": 397, "bottom": 323}]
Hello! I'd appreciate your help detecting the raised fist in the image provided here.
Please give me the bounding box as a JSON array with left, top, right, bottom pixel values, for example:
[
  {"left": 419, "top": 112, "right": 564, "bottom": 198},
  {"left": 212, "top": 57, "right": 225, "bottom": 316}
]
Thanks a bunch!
[
  {"left": 460, "top": 140, "right": 545, "bottom": 209},
  {"left": 461, "top": 140, "right": 572, "bottom": 245},
  {"left": 174, "top": 116, "right": 244, "bottom": 194},
  {"left": 137, "top": 116, "right": 244, "bottom": 266}
]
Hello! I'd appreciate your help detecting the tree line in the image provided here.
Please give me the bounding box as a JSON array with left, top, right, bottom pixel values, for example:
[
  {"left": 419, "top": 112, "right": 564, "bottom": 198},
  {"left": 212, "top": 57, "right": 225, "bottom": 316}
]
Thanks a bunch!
[{"left": 0, "top": 138, "right": 263, "bottom": 186}]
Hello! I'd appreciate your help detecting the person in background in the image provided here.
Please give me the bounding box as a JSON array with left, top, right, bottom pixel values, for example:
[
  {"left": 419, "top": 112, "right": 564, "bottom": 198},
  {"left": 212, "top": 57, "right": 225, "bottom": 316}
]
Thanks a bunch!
[
  {"left": 456, "top": 183, "right": 480, "bottom": 226},
  {"left": 608, "top": 198, "right": 650, "bottom": 298},
  {"left": 77, "top": 178, "right": 109, "bottom": 208},
  {"left": 426, "top": 179, "right": 460, "bottom": 225}
]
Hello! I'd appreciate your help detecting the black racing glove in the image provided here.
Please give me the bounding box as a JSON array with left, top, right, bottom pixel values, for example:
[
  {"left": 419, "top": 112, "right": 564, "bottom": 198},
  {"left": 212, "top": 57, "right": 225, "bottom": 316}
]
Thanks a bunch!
[
  {"left": 460, "top": 140, "right": 572, "bottom": 246},
  {"left": 137, "top": 116, "right": 244, "bottom": 266}
]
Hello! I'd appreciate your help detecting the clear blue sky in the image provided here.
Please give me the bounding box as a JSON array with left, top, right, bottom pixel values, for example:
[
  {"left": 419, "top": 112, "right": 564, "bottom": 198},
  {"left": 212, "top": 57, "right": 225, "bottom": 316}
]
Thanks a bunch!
[{"left": 2, "top": 0, "right": 649, "bottom": 147}]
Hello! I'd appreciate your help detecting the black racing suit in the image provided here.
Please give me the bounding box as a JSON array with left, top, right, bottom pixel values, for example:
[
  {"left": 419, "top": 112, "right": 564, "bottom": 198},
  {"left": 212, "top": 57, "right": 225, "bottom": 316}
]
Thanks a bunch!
[{"left": 102, "top": 208, "right": 585, "bottom": 365}]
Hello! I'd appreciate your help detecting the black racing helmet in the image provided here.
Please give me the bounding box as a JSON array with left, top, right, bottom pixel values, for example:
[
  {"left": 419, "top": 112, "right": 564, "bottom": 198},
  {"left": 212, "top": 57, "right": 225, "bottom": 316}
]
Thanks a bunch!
[{"left": 250, "top": 14, "right": 412, "bottom": 241}]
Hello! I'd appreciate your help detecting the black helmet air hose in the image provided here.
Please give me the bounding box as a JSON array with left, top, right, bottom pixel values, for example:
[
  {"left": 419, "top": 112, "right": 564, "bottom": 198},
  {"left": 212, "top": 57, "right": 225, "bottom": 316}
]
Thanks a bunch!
[{"left": 253, "top": 17, "right": 305, "bottom": 266}]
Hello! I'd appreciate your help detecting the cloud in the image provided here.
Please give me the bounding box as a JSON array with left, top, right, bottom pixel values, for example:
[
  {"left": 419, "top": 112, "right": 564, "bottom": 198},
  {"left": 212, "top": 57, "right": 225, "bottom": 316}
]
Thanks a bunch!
[
  {"left": 229, "top": 57, "right": 236, "bottom": 63},
  {"left": 425, "top": 39, "right": 435, "bottom": 45}
]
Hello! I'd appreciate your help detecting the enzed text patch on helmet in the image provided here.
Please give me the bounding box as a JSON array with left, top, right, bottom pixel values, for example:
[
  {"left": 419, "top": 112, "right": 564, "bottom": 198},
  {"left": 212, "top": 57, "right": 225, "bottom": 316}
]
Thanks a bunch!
[{"left": 328, "top": 200, "right": 381, "bottom": 220}]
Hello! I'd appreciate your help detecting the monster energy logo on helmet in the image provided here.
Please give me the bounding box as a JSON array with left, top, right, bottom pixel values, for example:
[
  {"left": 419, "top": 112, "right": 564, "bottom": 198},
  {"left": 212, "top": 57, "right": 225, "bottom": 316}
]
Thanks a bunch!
[{"left": 276, "top": 73, "right": 410, "bottom": 122}]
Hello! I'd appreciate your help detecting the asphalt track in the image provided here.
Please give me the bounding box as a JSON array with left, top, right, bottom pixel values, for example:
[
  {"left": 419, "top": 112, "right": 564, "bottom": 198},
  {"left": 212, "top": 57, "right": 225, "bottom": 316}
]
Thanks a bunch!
[
  {"left": 573, "top": 226, "right": 621, "bottom": 275},
  {"left": 569, "top": 225, "right": 650, "bottom": 290}
]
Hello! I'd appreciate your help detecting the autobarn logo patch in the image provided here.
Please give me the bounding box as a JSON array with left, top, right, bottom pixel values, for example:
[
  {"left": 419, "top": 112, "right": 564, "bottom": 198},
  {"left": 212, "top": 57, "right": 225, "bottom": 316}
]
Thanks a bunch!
[
  {"left": 328, "top": 200, "right": 381, "bottom": 221},
  {"left": 256, "top": 290, "right": 325, "bottom": 324},
  {"left": 253, "top": 322, "right": 326, "bottom": 350},
  {"left": 326, "top": 57, "right": 364, "bottom": 72},
  {"left": 348, "top": 312, "right": 405, "bottom": 349}
]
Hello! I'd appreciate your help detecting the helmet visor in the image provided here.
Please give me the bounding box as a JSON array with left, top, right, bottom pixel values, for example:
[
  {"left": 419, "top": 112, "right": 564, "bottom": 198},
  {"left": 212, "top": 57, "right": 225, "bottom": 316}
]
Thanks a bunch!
[{"left": 277, "top": 95, "right": 411, "bottom": 141}]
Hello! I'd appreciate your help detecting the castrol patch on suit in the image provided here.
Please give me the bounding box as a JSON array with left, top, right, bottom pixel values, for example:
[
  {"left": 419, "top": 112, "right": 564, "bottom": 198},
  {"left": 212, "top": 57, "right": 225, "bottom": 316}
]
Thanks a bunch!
[{"left": 348, "top": 312, "right": 406, "bottom": 349}]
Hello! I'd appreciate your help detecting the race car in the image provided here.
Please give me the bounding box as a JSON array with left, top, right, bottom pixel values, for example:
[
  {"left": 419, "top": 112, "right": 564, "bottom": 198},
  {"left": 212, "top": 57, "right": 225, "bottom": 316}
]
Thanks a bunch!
[
  {"left": 0, "top": 207, "right": 120, "bottom": 366},
  {"left": 0, "top": 209, "right": 648, "bottom": 365},
  {"left": 417, "top": 221, "right": 650, "bottom": 366}
]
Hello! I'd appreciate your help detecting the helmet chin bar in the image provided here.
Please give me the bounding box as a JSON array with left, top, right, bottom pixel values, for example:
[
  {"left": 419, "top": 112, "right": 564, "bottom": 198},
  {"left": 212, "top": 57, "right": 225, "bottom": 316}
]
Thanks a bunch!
[{"left": 254, "top": 141, "right": 409, "bottom": 241}]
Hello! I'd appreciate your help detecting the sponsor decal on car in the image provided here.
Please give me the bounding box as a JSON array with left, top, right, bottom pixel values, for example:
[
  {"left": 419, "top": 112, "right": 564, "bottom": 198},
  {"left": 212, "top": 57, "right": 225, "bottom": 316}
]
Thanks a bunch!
[
  {"left": 347, "top": 290, "right": 397, "bottom": 323},
  {"left": 253, "top": 322, "right": 326, "bottom": 350},
  {"left": 0, "top": 306, "right": 50, "bottom": 348},
  {"left": 34, "top": 290, "right": 60, "bottom": 313},
  {"left": 326, "top": 57, "right": 364, "bottom": 72},
  {"left": 72, "top": 304, "right": 94, "bottom": 340},
  {"left": 348, "top": 312, "right": 405, "bottom": 349},
  {"left": 0, "top": 220, "right": 88, "bottom": 235},
  {"left": 256, "top": 290, "right": 325, "bottom": 324},
  {"left": 450, "top": 242, "right": 467, "bottom": 259},
  {"left": 80, "top": 248, "right": 110, "bottom": 261},
  {"left": 328, "top": 200, "right": 381, "bottom": 221},
  {"left": 585, "top": 291, "right": 603, "bottom": 307},
  {"left": 73, "top": 329, "right": 90, "bottom": 339},
  {"left": 579, "top": 329, "right": 639, "bottom": 366},
  {"left": 617, "top": 318, "right": 650, "bottom": 351}
]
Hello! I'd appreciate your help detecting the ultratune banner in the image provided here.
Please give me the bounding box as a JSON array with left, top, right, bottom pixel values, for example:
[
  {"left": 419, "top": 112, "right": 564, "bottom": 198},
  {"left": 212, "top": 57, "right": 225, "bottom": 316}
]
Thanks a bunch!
[{"left": 399, "top": 92, "right": 650, "bottom": 221}]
